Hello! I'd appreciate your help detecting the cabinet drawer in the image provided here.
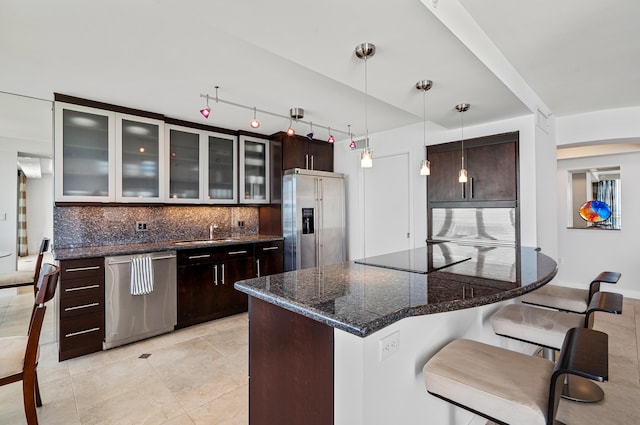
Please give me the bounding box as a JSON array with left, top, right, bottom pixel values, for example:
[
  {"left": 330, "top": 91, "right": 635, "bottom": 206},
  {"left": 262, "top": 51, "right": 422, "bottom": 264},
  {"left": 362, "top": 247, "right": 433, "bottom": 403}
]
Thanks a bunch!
[
  {"left": 221, "top": 245, "right": 253, "bottom": 261},
  {"left": 60, "top": 278, "right": 104, "bottom": 300},
  {"left": 178, "top": 250, "right": 220, "bottom": 266},
  {"left": 59, "top": 312, "right": 104, "bottom": 360},
  {"left": 60, "top": 293, "right": 104, "bottom": 319},
  {"left": 60, "top": 258, "right": 104, "bottom": 280},
  {"left": 255, "top": 241, "right": 284, "bottom": 255}
]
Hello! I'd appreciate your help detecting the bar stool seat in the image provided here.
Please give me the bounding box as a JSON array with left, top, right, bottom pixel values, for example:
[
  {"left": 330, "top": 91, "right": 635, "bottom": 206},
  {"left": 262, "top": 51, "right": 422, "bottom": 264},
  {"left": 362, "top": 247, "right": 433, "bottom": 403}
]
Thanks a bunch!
[
  {"left": 491, "top": 291, "right": 622, "bottom": 403},
  {"left": 521, "top": 271, "right": 621, "bottom": 313},
  {"left": 423, "top": 327, "right": 608, "bottom": 425}
]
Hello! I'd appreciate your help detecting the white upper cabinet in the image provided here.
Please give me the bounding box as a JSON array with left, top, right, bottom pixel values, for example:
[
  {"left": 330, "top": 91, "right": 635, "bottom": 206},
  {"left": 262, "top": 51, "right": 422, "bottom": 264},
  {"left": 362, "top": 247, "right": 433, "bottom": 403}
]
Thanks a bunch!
[
  {"left": 165, "top": 125, "right": 238, "bottom": 204},
  {"left": 55, "top": 102, "right": 116, "bottom": 202},
  {"left": 55, "top": 102, "right": 165, "bottom": 203},
  {"left": 205, "top": 131, "right": 238, "bottom": 204},
  {"left": 239, "top": 135, "right": 270, "bottom": 204},
  {"left": 165, "top": 125, "right": 203, "bottom": 203},
  {"left": 116, "top": 114, "right": 165, "bottom": 202}
]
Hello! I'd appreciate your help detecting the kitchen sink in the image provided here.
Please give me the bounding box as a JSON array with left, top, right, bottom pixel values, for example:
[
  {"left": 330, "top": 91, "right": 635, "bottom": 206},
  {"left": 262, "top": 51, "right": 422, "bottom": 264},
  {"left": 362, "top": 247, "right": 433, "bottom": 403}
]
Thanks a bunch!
[{"left": 173, "top": 238, "right": 239, "bottom": 246}]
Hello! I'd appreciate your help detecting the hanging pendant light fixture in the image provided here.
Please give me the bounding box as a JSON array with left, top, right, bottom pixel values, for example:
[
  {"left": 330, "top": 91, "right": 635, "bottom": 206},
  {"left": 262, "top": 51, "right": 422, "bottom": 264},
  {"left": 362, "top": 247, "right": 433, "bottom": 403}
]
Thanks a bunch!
[
  {"left": 416, "top": 80, "right": 433, "bottom": 176},
  {"left": 327, "top": 126, "right": 335, "bottom": 144},
  {"left": 355, "top": 42, "right": 375, "bottom": 168},
  {"left": 456, "top": 103, "right": 470, "bottom": 183}
]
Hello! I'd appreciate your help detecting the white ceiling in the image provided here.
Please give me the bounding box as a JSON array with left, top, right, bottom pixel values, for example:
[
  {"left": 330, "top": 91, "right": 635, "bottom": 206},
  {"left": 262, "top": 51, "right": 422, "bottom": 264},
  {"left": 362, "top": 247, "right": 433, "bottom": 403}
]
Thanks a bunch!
[{"left": 0, "top": 0, "right": 637, "bottom": 140}]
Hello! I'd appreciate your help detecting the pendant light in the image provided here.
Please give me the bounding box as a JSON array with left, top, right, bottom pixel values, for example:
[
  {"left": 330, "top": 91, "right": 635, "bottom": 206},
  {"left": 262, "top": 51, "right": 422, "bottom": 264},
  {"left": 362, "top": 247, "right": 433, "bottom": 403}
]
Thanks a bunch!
[
  {"left": 456, "top": 103, "right": 470, "bottom": 183},
  {"left": 348, "top": 125, "right": 357, "bottom": 149},
  {"left": 355, "top": 42, "right": 375, "bottom": 168},
  {"left": 416, "top": 80, "right": 433, "bottom": 176},
  {"left": 327, "top": 127, "right": 335, "bottom": 143}
]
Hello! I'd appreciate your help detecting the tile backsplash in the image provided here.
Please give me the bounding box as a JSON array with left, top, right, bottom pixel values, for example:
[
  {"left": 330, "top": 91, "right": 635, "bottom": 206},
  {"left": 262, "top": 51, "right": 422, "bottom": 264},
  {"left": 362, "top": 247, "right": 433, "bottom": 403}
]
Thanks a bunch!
[{"left": 54, "top": 205, "right": 259, "bottom": 249}]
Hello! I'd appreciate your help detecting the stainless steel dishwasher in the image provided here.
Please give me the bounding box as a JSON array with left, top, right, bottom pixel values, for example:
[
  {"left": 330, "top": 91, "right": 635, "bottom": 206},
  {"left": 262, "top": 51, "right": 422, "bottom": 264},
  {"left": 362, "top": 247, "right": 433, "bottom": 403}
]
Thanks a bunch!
[{"left": 104, "top": 251, "right": 177, "bottom": 349}]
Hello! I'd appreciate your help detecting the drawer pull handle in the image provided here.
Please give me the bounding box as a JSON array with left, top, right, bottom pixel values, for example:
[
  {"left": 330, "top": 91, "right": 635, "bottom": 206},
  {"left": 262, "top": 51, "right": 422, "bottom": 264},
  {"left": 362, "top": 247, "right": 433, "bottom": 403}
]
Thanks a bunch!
[
  {"left": 66, "top": 265, "right": 101, "bottom": 272},
  {"left": 65, "top": 327, "right": 100, "bottom": 338},
  {"left": 64, "top": 302, "right": 100, "bottom": 312},
  {"left": 228, "top": 250, "right": 247, "bottom": 255},
  {"left": 188, "top": 254, "right": 211, "bottom": 259},
  {"left": 65, "top": 284, "right": 101, "bottom": 292},
  {"left": 262, "top": 246, "right": 279, "bottom": 251}
]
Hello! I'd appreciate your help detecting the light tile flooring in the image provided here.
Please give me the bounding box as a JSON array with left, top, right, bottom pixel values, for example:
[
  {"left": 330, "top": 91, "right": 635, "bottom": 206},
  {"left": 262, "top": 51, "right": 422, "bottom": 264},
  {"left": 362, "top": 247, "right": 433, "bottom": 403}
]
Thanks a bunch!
[{"left": 1, "top": 285, "right": 640, "bottom": 425}]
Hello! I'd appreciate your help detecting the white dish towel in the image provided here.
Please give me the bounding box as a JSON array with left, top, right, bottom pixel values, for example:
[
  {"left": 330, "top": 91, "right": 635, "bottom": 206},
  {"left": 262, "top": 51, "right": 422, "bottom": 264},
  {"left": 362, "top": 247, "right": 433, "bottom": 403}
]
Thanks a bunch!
[{"left": 130, "top": 256, "right": 154, "bottom": 296}]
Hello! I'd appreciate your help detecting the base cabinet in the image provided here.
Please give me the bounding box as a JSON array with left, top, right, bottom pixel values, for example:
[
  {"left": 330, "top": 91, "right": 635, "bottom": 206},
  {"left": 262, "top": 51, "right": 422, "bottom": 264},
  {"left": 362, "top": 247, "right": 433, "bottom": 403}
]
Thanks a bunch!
[
  {"left": 177, "top": 243, "right": 266, "bottom": 329},
  {"left": 58, "top": 257, "right": 105, "bottom": 361}
]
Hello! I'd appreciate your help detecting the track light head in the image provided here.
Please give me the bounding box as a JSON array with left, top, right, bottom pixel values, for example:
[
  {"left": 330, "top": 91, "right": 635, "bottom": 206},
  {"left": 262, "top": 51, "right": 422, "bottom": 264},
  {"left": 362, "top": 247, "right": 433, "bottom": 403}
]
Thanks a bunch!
[
  {"left": 306, "top": 132, "right": 314, "bottom": 140},
  {"left": 200, "top": 106, "right": 211, "bottom": 118}
]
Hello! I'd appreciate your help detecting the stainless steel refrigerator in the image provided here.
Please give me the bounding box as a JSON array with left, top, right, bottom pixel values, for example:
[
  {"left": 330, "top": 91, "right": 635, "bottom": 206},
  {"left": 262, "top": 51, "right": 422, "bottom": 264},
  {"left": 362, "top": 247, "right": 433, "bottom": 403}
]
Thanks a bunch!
[{"left": 283, "top": 168, "right": 346, "bottom": 271}]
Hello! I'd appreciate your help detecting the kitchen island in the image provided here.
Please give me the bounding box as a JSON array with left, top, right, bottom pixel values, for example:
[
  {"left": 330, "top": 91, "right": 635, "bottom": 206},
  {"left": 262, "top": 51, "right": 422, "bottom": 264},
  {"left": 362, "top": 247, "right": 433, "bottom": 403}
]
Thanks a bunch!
[{"left": 234, "top": 243, "right": 557, "bottom": 425}]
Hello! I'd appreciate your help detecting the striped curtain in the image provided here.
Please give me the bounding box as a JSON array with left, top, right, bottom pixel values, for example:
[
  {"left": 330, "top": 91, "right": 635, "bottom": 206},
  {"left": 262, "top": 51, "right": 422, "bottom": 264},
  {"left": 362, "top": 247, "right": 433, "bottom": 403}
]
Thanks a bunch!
[{"left": 17, "top": 171, "right": 28, "bottom": 256}]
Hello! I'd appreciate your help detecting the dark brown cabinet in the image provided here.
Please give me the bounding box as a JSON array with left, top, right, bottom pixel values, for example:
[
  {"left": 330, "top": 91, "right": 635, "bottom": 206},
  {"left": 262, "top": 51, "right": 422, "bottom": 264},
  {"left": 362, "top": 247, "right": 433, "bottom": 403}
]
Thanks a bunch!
[
  {"left": 427, "top": 132, "right": 518, "bottom": 205},
  {"left": 176, "top": 241, "right": 283, "bottom": 329},
  {"left": 177, "top": 244, "right": 255, "bottom": 328},
  {"left": 58, "top": 257, "right": 105, "bottom": 361},
  {"left": 254, "top": 240, "right": 284, "bottom": 277},
  {"left": 276, "top": 132, "right": 334, "bottom": 172}
]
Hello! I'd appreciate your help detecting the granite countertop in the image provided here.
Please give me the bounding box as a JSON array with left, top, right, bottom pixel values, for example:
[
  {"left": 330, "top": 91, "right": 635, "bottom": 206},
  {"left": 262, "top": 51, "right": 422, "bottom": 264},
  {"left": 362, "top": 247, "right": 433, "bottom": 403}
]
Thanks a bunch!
[
  {"left": 53, "top": 234, "right": 284, "bottom": 260},
  {"left": 234, "top": 244, "right": 557, "bottom": 337}
]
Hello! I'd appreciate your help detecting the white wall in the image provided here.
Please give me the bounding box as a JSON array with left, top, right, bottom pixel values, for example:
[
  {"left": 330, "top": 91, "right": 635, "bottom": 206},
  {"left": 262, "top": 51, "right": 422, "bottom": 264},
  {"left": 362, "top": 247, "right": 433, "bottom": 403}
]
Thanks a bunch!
[
  {"left": 334, "top": 300, "right": 532, "bottom": 425},
  {"left": 0, "top": 92, "right": 53, "bottom": 270},
  {"left": 553, "top": 108, "right": 640, "bottom": 298},
  {"left": 26, "top": 173, "right": 54, "bottom": 253},
  {"left": 334, "top": 113, "right": 551, "bottom": 261}
]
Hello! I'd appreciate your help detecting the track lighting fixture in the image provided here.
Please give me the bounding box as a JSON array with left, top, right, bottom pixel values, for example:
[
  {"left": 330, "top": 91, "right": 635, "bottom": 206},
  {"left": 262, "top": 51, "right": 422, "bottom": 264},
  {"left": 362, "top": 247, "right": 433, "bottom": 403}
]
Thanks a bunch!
[
  {"left": 355, "top": 42, "right": 375, "bottom": 168},
  {"left": 416, "top": 80, "right": 433, "bottom": 176},
  {"left": 200, "top": 96, "right": 211, "bottom": 118},
  {"left": 198, "top": 89, "right": 347, "bottom": 143},
  {"left": 306, "top": 122, "right": 314, "bottom": 140},
  {"left": 348, "top": 125, "right": 357, "bottom": 149},
  {"left": 286, "top": 119, "right": 295, "bottom": 136},
  {"left": 456, "top": 103, "right": 470, "bottom": 183},
  {"left": 250, "top": 107, "right": 260, "bottom": 129},
  {"left": 327, "top": 127, "right": 335, "bottom": 143}
]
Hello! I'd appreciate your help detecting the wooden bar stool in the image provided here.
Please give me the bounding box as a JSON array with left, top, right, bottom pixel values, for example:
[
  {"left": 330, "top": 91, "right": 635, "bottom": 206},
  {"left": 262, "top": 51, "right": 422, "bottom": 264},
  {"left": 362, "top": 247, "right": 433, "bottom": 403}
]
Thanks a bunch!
[
  {"left": 491, "top": 291, "right": 622, "bottom": 403},
  {"left": 423, "top": 327, "right": 608, "bottom": 425},
  {"left": 521, "top": 271, "right": 621, "bottom": 313}
]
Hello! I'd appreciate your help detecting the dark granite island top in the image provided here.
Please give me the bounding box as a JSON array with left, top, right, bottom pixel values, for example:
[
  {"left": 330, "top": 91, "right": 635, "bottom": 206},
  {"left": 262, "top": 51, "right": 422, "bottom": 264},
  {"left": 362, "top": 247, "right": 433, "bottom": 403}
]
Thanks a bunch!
[{"left": 234, "top": 244, "right": 557, "bottom": 337}]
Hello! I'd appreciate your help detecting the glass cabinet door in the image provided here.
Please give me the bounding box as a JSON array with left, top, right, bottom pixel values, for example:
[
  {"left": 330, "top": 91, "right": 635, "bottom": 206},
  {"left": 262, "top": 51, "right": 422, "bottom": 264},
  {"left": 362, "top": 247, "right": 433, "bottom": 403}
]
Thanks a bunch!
[
  {"left": 166, "top": 126, "right": 202, "bottom": 202},
  {"left": 54, "top": 103, "right": 115, "bottom": 202},
  {"left": 239, "top": 135, "right": 270, "bottom": 204},
  {"left": 206, "top": 132, "right": 237, "bottom": 204},
  {"left": 116, "top": 114, "right": 164, "bottom": 202}
]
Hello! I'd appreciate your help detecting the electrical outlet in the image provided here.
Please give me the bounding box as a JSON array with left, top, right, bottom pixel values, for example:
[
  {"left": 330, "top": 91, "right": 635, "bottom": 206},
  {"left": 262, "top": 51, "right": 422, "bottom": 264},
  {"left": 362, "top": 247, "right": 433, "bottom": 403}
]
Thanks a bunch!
[
  {"left": 237, "top": 220, "right": 245, "bottom": 227},
  {"left": 135, "top": 221, "right": 149, "bottom": 232},
  {"left": 379, "top": 331, "right": 400, "bottom": 361}
]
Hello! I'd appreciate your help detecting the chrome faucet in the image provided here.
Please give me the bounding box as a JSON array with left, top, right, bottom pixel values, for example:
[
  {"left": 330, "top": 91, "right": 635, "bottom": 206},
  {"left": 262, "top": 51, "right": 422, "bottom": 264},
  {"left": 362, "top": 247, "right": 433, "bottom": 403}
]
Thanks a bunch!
[{"left": 209, "top": 224, "right": 219, "bottom": 239}]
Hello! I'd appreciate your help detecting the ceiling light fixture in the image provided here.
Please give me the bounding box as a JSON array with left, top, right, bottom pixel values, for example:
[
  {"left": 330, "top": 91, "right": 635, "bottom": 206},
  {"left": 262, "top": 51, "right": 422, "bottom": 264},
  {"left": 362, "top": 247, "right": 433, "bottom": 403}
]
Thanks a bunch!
[
  {"left": 286, "top": 119, "right": 296, "bottom": 136},
  {"left": 348, "top": 125, "right": 357, "bottom": 149},
  {"left": 250, "top": 107, "right": 260, "bottom": 129},
  {"left": 327, "top": 127, "right": 335, "bottom": 144},
  {"left": 198, "top": 89, "right": 347, "bottom": 142},
  {"left": 456, "top": 103, "right": 470, "bottom": 183},
  {"left": 306, "top": 122, "right": 314, "bottom": 140},
  {"left": 200, "top": 96, "right": 211, "bottom": 119},
  {"left": 416, "top": 80, "right": 433, "bottom": 176},
  {"left": 287, "top": 108, "right": 303, "bottom": 136},
  {"left": 355, "top": 42, "right": 375, "bottom": 168}
]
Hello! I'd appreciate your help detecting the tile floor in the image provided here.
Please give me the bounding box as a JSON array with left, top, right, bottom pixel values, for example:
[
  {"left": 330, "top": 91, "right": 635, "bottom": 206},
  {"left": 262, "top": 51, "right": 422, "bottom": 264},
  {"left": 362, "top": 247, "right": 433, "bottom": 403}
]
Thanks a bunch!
[{"left": 1, "top": 286, "right": 640, "bottom": 425}]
